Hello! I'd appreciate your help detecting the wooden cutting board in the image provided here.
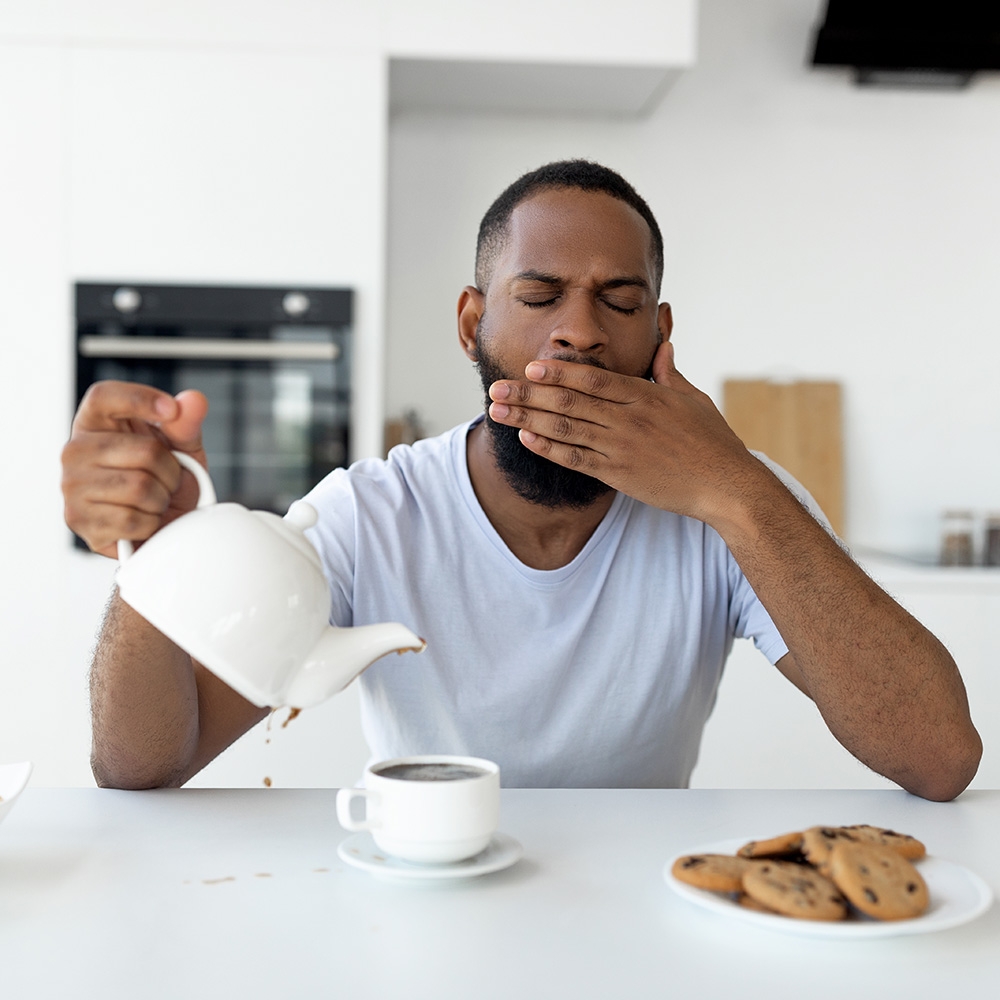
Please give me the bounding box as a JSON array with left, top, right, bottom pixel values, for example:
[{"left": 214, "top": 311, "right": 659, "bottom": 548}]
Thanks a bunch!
[{"left": 722, "top": 379, "right": 844, "bottom": 537}]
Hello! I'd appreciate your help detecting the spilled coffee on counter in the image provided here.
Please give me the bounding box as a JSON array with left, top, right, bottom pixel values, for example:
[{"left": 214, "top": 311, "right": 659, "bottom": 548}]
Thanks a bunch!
[{"left": 373, "top": 762, "right": 489, "bottom": 782}]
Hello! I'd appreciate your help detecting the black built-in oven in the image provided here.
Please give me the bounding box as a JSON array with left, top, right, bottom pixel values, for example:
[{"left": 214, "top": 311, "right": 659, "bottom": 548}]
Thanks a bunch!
[{"left": 75, "top": 283, "right": 352, "bottom": 538}]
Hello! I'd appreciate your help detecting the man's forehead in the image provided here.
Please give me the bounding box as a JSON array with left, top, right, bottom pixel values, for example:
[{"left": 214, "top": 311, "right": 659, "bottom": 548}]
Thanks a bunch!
[{"left": 498, "top": 188, "right": 655, "bottom": 283}]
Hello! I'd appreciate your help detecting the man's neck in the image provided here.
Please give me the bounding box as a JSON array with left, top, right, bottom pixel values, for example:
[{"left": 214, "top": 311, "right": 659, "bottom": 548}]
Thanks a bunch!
[{"left": 465, "top": 420, "right": 615, "bottom": 571}]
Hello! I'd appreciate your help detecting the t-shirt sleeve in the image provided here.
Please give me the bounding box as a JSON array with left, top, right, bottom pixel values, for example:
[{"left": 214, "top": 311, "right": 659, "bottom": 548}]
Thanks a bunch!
[
  {"left": 729, "top": 568, "right": 788, "bottom": 665},
  {"left": 301, "top": 468, "right": 357, "bottom": 627},
  {"left": 727, "top": 451, "right": 838, "bottom": 665}
]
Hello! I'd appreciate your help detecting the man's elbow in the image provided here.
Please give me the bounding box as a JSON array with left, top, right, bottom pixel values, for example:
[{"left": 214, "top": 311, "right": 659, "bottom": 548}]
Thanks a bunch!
[
  {"left": 91, "top": 747, "right": 186, "bottom": 790},
  {"left": 903, "top": 727, "right": 983, "bottom": 802}
]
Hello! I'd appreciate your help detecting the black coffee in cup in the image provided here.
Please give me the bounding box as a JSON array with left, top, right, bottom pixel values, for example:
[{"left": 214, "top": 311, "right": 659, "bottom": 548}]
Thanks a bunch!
[{"left": 373, "top": 762, "right": 489, "bottom": 782}]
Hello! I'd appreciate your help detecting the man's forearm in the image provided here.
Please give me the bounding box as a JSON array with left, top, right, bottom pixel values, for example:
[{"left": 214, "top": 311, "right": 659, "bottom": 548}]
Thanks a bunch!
[
  {"left": 713, "top": 462, "right": 982, "bottom": 801},
  {"left": 89, "top": 593, "right": 202, "bottom": 789}
]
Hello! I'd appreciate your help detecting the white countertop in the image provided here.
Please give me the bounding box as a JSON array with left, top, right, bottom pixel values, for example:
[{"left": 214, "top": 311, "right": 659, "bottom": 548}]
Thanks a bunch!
[
  {"left": 855, "top": 551, "right": 1000, "bottom": 593},
  {"left": 1, "top": 788, "right": 997, "bottom": 999}
]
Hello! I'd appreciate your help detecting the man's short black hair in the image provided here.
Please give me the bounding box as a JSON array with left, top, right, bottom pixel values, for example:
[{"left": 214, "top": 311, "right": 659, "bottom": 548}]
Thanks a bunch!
[{"left": 475, "top": 159, "right": 664, "bottom": 294}]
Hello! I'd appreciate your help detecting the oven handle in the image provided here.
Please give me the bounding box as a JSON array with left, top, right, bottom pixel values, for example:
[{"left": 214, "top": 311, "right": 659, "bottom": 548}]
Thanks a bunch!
[{"left": 78, "top": 336, "right": 340, "bottom": 362}]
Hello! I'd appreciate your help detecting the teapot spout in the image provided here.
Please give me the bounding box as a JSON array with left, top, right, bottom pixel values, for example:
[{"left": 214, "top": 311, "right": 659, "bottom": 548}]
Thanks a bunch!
[{"left": 283, "top": 623, "right": 425, "bottom": 709}]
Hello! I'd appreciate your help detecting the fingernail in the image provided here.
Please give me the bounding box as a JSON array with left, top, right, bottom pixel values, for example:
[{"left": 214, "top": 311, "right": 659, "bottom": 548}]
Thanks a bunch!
[
  {"left": 525, "top": 362, "right": 546, "bottom": 379},
  {"left": 155, "top": 396, "right": 176, "bottom": 419},
  {"left": 489, "top": 402, "right": 509, "bottom": 420},
  {"left": 489, "top": 382, "right": 510, "bottom": 400}
]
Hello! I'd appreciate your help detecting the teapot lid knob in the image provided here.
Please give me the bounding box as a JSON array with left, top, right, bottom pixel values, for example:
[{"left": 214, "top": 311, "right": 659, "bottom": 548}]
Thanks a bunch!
[{"left": 284, "top": 500, "right": 318, "bottom": 532}]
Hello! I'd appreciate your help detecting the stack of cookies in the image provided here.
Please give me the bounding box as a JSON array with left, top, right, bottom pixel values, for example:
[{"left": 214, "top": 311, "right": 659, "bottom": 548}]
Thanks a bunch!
[{"left": 671, "top": 825, "right": 929, "bottom": 922}]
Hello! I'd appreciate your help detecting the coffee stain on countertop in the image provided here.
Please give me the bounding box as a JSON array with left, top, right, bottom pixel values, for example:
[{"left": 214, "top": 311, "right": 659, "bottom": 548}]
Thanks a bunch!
[{"left": 187, "top": 867, "right": 338, "bottom": 885}]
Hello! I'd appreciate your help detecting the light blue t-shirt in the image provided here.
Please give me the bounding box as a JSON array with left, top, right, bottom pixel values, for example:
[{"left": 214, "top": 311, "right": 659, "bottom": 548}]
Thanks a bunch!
[{"left": 304, "top": 416, "right": 812, "bottom": 788}]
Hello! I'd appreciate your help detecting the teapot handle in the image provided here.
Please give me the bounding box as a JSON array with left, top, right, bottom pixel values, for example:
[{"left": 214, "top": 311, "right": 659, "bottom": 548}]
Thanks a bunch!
[{"left": 117, "top": 451, "right": 218, "bottom": 564}]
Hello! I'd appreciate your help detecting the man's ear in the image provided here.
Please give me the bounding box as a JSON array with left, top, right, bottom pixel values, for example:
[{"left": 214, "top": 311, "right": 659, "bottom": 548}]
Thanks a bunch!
[
  {"left": 457, "top": 286, "right": 485, "bottom": 361},
  {"left": 657, "top": 301, "right": 674, "bottom": 343}
]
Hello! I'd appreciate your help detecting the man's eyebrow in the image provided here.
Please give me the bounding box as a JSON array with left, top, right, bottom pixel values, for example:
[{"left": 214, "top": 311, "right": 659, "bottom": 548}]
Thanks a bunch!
[
  {"left": 512, "top": 270, "right": 562, "bottom": 286},
  {"left": 511, "top": 271, "right": 650, "bottom": 291},
  {"left": 600, "top": 276, "right": 650, "bottom": 291}
]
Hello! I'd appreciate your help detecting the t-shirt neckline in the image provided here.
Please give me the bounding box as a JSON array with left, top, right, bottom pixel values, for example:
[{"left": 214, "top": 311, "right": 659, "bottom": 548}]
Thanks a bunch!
[{"left": 452, "top": 414, "right": 628, "bottom": 585}]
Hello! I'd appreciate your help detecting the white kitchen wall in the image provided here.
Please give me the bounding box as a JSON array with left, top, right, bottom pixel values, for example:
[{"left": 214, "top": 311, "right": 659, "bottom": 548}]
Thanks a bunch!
[{"left": 2, "top": 0, "right": 998, "bottom": 790}]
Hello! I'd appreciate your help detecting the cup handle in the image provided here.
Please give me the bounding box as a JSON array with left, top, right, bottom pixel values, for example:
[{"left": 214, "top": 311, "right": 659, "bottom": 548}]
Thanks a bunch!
[
  {"left": 117, "top": 450, "right": 218, "bottom": 565},
  {"left": 336, "top": 787, "right": 380, "bottom": 832}
]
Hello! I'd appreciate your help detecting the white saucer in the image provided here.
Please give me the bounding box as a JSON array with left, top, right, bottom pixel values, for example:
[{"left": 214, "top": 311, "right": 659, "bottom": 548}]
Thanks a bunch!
[{"left": 337, "top": 831, "right": 523, "bottom": 882}]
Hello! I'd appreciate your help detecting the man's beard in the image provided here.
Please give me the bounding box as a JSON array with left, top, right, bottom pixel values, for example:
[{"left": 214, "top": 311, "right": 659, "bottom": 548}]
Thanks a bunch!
[{"left": 475, "top": 337, "right": 613, "bottom": 510}]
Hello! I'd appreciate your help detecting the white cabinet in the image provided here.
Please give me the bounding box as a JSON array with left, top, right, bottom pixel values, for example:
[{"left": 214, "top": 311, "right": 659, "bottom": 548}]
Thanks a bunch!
[
  {"left": 3, "top": 1, "right": 698, "bottom": 116},
  {"left": 385, "top": 0, "right": 698, "bottom": 115}
]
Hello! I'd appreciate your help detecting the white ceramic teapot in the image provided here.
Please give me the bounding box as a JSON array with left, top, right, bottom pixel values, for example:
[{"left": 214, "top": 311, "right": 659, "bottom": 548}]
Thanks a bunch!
[{"left": 115, "top": 452, "right": 424, "bottom": 709}]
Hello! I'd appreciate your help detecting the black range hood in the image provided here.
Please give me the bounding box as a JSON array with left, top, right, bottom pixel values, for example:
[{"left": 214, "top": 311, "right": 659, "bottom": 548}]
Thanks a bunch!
[{"left": 811, "top": 0, "right": 1000, "bottom": 88}]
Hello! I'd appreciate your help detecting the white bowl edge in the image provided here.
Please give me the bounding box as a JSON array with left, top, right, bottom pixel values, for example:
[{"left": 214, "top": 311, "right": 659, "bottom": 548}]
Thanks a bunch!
[{"left": 0, "top": 760, "right": 34, "bottom": 814}]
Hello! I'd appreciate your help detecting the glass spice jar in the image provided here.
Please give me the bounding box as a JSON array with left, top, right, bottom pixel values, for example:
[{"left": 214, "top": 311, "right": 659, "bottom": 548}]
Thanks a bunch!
[
  {"left": 939, "top": 509, "right": 975, "bottom": 566},
  {"left": 984, "top": 514, "right": 1000, "bottom": 567}
]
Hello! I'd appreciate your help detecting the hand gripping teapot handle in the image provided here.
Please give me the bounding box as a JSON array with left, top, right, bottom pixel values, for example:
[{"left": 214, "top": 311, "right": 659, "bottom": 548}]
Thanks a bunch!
[{"left": 117, "top": 451, "right": 218, "bottom": 564}]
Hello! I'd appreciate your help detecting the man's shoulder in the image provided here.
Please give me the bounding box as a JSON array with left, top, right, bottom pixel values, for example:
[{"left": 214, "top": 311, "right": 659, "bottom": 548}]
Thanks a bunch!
[
  {"left": 306, "top": 419, "right": 473, "bottom": 505},
  {"left": 372, "top": 419, "right": 470, "bottom": 481},
  {"left": 391, "top": 420, "right": 470, "bottom": 462}
]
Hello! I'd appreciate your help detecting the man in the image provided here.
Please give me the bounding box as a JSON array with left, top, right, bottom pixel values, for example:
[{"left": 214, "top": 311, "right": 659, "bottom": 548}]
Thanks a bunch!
[{"left": 62, "top": 160, "right": 981, "bottom": 798}]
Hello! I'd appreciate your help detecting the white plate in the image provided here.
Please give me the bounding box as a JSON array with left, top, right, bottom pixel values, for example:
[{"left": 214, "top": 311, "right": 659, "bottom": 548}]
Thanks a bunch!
[
  {"left": 0, "top": 761, "right": 33, "bottom": 828},
  {"left": 664, "top": 837, "right": 993, "bottom": 938},
  {"left": 338, "top": 831, "right": 523, "bottom": 882}
]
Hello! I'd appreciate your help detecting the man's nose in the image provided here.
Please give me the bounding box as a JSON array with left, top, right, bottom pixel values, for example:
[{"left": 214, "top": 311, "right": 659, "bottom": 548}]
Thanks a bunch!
[{"left": 548, "top": 298, "right": 608, "bottom": 354}]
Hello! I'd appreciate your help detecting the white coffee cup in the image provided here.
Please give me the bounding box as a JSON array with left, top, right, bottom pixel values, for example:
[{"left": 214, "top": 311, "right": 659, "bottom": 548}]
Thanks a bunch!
[{"left": 336, "top": 755, "right": 500, "bottom": 864}]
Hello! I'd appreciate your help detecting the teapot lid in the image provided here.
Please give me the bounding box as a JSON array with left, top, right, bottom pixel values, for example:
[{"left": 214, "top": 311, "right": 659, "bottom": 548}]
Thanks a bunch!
[{"left": 253, "top": 500, "right": 323, "bottom": 569}]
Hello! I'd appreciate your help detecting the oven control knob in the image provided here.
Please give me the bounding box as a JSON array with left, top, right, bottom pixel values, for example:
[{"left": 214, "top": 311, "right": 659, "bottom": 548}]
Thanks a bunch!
[
  {"left": 112, "top": 287, "right": 142, "bottom": 314},
  {"left": 282, "top": 291, "right": 311, "bottom": 318}
]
